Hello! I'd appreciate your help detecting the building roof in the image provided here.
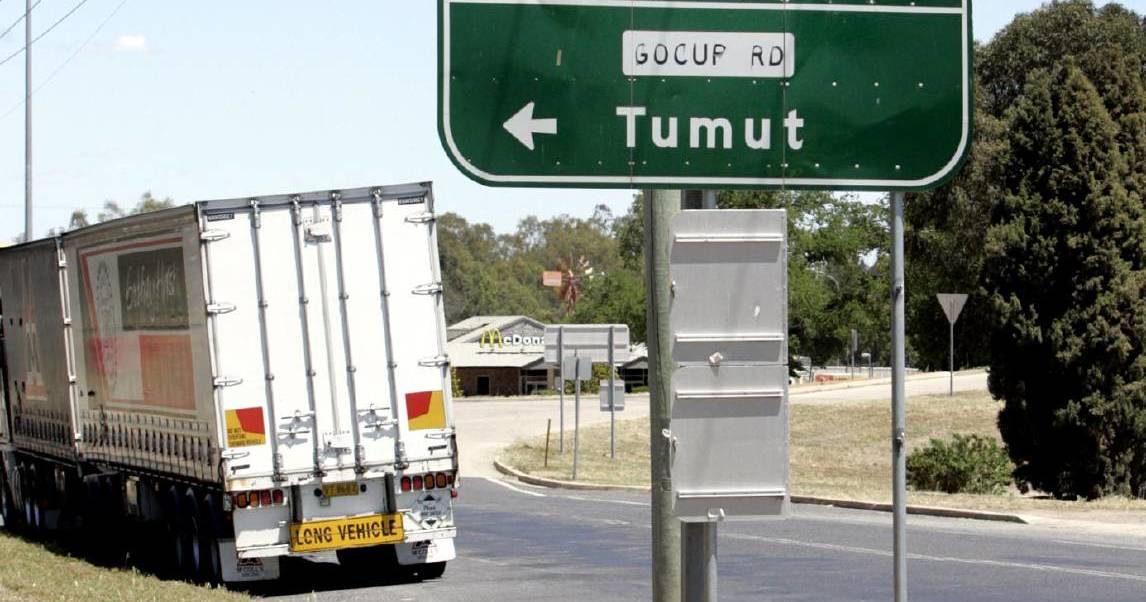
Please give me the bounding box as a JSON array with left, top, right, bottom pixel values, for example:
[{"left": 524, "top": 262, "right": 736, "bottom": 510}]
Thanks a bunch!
[
  {"left": 447, "top": 315, "right": 548, "bottom": 343},
  {"left": 448, "top": 342, "right": 547, "bottom": 369}
]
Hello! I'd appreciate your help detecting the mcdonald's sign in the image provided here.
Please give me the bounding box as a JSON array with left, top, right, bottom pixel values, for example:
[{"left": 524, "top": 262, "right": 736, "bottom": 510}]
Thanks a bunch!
[
  {"left": 479, "top": 328, "right": 544, "bottom": 348},
  {"left": 479, "top": 329, "right": 505, "bottom": 349}
]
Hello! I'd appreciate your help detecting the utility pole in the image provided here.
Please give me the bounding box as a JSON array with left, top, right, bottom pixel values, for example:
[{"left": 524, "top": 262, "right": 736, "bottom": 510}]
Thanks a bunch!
[
  {"left": 25, "top": 0, "right": 34, "bottom": 241},
  {"left": 644, "top": 189, "right": 681, "bottom": 602}
]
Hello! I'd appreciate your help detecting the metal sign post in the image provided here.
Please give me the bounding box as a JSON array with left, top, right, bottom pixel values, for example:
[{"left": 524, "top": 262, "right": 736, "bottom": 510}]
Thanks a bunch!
[
  {"left": 936, "top": 293, "right": 969, "bottom": 397},
  {"left": 890, "top": 192, "right": 908, "bottom": 602},
  {"left": 558, "top": 326, "right": 565, "bottom": 453},
  {"left": 608, "top": 325, "right": 616, "bottom": 459}
]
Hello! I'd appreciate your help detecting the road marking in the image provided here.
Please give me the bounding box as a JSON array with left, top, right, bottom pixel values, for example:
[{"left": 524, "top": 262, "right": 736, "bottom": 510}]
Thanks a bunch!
[
  {"left": 725, "top": 533, "right": 1146, "bottom": 583},
  {"left": 564, "top": 494, "right": 650, "bottom": 507},
  {"left": 478, "top": 476, "right": 548, "bottom": 497},
  {"left": 1052, "top": 539, "right": 1146, "bottom": 553}
]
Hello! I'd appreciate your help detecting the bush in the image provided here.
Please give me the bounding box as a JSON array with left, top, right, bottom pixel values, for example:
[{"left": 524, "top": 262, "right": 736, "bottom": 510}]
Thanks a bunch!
[{"left": 907, "top": 434, "right": 1014, "bottom": 495}]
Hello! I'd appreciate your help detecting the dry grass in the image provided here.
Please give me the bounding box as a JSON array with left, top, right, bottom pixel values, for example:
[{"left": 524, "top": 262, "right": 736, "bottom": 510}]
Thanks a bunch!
[
  {"left": 0, "top": 532, "right": 247, "bottom": 602},
  {"left": 502, "top": 391, "right": 1146, "bottom": 516}
]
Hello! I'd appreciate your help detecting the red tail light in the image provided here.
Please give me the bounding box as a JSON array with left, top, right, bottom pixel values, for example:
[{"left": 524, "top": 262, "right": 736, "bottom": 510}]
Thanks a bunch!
[
  {"left": 400, "top": 476, "right": 412, "bottom": 492},
  {"left": 435, "top": 473, "right": 448, "bottom": 488},
  {"left": 249, "top": 491, "right": 262, "bottom": 508},
  {"left": 260, "top": 490, "right": 272, "bottom": 506},
  {"left": 272, "top": 489, "right": 284, "bottom": 505},
  {"left": 425, "top": 473, "right": 436, "bottom": 490},
  {"left": 413, "top": 475, "right": 424, "bottom": 491},
  {"left": 234, "top": 492, "right": 249, "bottom": 509},
  {"left": 450, "top": 489, "right": 458, "bottom": 499}
]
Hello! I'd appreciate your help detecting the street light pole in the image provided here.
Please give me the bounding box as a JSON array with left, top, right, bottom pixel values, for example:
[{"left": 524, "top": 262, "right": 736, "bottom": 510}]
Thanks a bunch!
[{"left": 25, "top": 0, "right": 34, "bottom": 241}]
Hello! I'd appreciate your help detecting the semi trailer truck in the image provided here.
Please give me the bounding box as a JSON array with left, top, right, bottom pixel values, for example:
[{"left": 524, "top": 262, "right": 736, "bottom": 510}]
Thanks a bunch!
[{"left": 0, "top": 182, "right": 458, "bottom": 583}]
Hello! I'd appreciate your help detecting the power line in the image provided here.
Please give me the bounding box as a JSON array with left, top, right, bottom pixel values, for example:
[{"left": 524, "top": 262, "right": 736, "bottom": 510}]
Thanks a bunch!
[
  {"left": 0, "top": 0, "right": 92, "bottom": 68},
  {"left": 0, "top": 0, "right": 130, "bottom": 122},
  {"left": 0, "top": 0, "right": 40, "bottom": 42}
]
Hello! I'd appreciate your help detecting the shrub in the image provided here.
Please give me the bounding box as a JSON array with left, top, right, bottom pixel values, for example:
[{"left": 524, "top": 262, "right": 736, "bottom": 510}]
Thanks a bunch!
[{"left": 907, "top": 434, "right": 1013, "bottom": 495}]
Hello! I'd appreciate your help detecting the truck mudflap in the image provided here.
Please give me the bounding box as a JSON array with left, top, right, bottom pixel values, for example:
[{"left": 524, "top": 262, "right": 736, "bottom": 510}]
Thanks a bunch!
[
  {"left": 396, "top": 537, "right": 455, "bottom": 565},
  {"left": 219, "top": 539, "right": 281, "bottom": 582}
]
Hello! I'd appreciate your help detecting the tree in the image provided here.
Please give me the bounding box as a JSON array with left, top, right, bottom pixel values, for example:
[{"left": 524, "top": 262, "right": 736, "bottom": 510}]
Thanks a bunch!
[
  {"left": 984, "top": 59, "right": 1146, "bottom": 499},
  {"left": 97, "top": 191, "right": 176, "bottom": 222}
]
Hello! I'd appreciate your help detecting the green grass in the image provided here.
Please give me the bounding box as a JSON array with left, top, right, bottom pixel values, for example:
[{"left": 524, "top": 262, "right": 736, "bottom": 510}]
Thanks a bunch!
[
  {"left": 502, "top": 391, "right": 1146, "bottom": 515},
  {"left": 0, "top": 532, "right": 247, "bottom": 602}
]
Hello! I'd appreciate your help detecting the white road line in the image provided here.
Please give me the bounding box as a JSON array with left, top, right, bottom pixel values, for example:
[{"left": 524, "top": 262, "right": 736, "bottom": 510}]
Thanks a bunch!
[
  {"left": 1052, "top": 539, "right": 1146, "bottom": 553},
  {"left": 564, "top": 494, "right": 651, "bottom": 507},
  {"left": 725, "top": 533, "right": 1146, "bottom": 583},
  {"left": 478, "top": 476, "right": 548, "bottom": 497}
]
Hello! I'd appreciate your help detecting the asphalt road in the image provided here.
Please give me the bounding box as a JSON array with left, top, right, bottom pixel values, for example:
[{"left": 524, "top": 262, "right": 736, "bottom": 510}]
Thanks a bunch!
[
  {"left": 265, "top": 477, "right": 1146, "bottom": 601},
  {"left": 455, "top": 370, "right": 989, "bottom": 477}
]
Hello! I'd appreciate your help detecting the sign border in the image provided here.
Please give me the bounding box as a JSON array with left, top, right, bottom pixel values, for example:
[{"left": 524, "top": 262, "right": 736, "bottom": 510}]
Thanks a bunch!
[{"left": 438, "top": 0, "right": 974, "bottom": 191}]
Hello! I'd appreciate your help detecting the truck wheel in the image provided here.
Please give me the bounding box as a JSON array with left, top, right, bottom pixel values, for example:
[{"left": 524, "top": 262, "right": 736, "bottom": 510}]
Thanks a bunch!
[
  {"left": 0, "top": 470, "right": 17, "bottom": 530},
  {"left": 196, "top": 497, "right": 222, "bottom": 585},
  {"left": 419, "top": 562, "right": 447, "bottom": 580},
  {"left": 336, "top": 544, "right": 403, "bottom": 578}
]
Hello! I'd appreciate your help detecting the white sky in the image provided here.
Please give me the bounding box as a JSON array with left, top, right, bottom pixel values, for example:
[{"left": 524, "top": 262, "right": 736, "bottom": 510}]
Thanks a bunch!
[{"left": 0, "top": 1, "right": 1142, "bottom": 240}]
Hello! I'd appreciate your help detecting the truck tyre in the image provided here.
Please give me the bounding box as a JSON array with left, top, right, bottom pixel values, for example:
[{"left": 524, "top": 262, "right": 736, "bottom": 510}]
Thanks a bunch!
[
  {"left": 336, "top": 544, "right": 403, "bottom": 579},
  {"left": 0, "top": 477, "right": 16, "bottom": 529},
  {"left": 179, "top": 490, "right": 203, "bottom": 580},
  {"left": 418, "top": 562, "right": 447, "bottom": 580},
  {"left": 197, "top": 495, "right": 222, "bottom": 585}
]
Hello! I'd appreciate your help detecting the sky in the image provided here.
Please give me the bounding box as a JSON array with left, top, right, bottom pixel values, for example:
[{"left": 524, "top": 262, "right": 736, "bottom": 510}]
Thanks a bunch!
[{"left": 0, "top": 1, "right": 1143, "bottom": 241}]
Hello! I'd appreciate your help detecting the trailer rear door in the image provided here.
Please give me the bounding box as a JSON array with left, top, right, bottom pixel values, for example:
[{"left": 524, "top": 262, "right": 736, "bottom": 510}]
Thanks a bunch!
[{"left": 201, "top": 184, "right": 453, "bottom": 488}]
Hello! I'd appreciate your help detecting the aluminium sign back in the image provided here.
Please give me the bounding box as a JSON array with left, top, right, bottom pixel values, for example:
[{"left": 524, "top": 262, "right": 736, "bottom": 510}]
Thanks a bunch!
[{"left": 438, "top": 0, "right": 973, "bottom": 190}]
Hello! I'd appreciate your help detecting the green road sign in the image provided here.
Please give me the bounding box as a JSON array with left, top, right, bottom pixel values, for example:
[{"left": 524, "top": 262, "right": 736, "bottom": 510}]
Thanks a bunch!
[{"left": 438, "top": 0, "right": 973, "bottom": 191}]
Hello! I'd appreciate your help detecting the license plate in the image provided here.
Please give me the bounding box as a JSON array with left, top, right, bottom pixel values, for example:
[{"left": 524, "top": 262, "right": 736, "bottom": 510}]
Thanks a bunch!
[
  {"left": 289, "top": 514, "right": 404, "bottom": 553},
  {"left": 322, "top": 482, "right": 360, "bottom": 498}
]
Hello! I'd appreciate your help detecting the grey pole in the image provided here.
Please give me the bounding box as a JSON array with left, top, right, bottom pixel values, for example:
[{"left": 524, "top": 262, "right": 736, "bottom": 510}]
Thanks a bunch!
[
  {"left": 558, "top": 326, "right": 565, "bottom": 453},
  {"left": 682, "top": 522, "right": 717, "bottom": 602},
  {"left": 572, "top": 355, "right": 581, "bottom": 480},
  {"left": 644, "top": 189, "right": 681, "bottom": 602},
  {"left": 608, "top": 325, "right": 616, "bottom": 460},
  {"left": 681, "top": 189, "right": 717, "bottom": 602},
  {"left": 949, "top": 321, "right": 955, "bottom": 397},
  {"left": 890, "top": 191, "right": 908, "bottom": 602},
  {"left": 24, "top": 0, "right": 33, "bottom": 241}
]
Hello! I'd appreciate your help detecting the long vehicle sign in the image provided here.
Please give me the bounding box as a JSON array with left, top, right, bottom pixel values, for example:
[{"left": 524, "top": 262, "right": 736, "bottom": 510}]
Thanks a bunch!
[{"left": 438, "top": 0, "right": 972, "bottom": 191}]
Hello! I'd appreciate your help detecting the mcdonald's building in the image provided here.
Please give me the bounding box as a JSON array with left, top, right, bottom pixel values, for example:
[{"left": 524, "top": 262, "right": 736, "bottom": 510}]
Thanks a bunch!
[
  {"left": 446, "top": 315, "right": 649, "bottom": 397},
  {"left": 446, "top": 316, "right": 553, "bottom": 396}
]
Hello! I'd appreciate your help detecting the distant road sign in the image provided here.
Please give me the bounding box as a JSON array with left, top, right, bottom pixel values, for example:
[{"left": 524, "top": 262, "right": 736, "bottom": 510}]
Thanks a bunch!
[
  {"left": 439, "top": 0, "right": 973, "bottom": 190},
  {"left": 542, "top": 270, "right": 563, "bottom": 287},
  {"left": 937, "top": 293, "right": 968, "bottom": 324}
]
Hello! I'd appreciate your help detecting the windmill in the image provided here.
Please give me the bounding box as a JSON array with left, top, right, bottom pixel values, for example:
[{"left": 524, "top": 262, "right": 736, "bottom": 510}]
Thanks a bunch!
[{"left": 543, "top": 255, "right": 594, "bottom": 310}]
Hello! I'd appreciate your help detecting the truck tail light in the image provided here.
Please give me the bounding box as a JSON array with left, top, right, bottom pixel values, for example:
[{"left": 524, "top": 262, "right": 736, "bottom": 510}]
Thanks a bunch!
[
  {"left": 231, "top": 489, "right": 287, "bottom": 510},
  {"left": 400, "top": 476, "right": 412, "bottom": 492},
  {"left": 412, "top": 475, "right": 424, "bottom": 491},
  {"left": 435, "top": 473, "right": 448, "bottom": 489}
]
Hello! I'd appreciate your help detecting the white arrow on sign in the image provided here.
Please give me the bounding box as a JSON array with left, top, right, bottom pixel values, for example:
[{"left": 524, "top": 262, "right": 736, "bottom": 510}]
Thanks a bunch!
[{"left": 503, "top": 102, "right": 557, "bottom": 151}]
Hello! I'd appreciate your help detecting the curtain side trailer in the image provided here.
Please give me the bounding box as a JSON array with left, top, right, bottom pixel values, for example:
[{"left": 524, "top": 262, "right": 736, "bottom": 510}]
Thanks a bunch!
[{"left": 0, "top": 183, "right": 458, "bottom": 583}]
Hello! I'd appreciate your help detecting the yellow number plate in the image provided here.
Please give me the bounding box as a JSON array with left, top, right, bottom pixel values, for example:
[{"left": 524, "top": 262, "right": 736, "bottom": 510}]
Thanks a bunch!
[
  {"left": 289, "top": 514, "right": 404, "bottom": 553},
  {"left": 322, "top": 482, "right": 360, "bottom": 498}
]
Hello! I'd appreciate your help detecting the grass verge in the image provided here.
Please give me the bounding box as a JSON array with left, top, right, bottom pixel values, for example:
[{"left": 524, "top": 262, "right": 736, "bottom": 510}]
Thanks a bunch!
[
  {"left": 501, "top": 391, "right": 1146, "bottom": 515},
  {"left": 0, "top": 532, "right": 246, "bottom": 602}
]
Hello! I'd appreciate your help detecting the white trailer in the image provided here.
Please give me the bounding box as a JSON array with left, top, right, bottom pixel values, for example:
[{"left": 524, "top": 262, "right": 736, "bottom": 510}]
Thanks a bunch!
[{"left": 0, "top": 182, "right": 458, "bottom": 583}]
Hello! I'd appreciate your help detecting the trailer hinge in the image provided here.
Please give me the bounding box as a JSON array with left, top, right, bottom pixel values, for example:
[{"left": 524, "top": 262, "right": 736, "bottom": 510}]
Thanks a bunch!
[
  {"left": 249, "top": 199, "right": 263, "bottom": 229},
  {"left": 405, "top": 212, "right": 436, "bottom": 224},
  {"left": 213, "top": 376, "right": 243, "bottom": 388},
  {"left": 201, "top": 229, "right": 231, "bottom": 242},
  {"left": 418, "top": 356, "right": 450, "bottom": 368},
  {"left": 331, "top": 192, "right": 343, "bottom": 222},
  {"left": 207, "top": 303, "right": 237, "bottom": 315},
  {"left": 411, "top": 282, "right": 444, "bottom": 296},
  {"left": 395, "top": 442, "right": 410, "bottom": 470}
]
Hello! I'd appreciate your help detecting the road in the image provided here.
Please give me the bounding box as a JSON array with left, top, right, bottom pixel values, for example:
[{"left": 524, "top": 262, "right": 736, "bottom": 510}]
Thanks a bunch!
[
  {"left": 455, "top": 370, "right": 990, "bottom": 477},
  {"left": 266, "top": 478, "right": 1146, "bottom": 601}
]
